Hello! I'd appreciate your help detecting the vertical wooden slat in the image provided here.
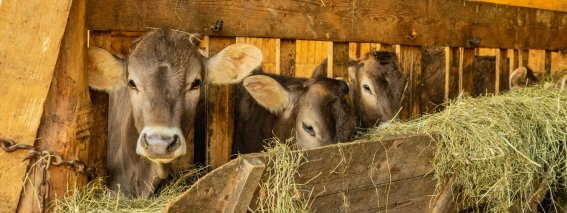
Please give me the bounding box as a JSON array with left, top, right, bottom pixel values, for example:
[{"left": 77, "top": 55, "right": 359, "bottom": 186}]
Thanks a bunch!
[
  {"left": 276, "top": 39, "right": 296, "bottom": 77},
  {"left": 459, "top": 48, "right": 475, "bottom": 94},
  {"left": 330, "top": 42, "right": 349, "bottom": 79},
  {"left": 519, "top": 49, "right": 529, "bottom": 67},
  {"left": 444, "top": 47, "right": 460, "bottom": 101},
  {"left": 206, "top": 37, "right": 236, "bottom": 168},
  {"left": 495, "top": 48, "right": 509, "bottom": 94},
  {"left": 0, "top": 0, "right": 73, "bottom": 211},
  {"left": 397, "top": 45, "right": 422, "bottom": 119},
  {"left": 87, "top": 31, "right": 111, "bottom": 179},
  {"left": 380, "top": 44, "right": 395, "bottom": 52},
  {"left": 510, "top": 49, "right": 519, "bottom": 75},
  {"left": 544, "top": 50, "right": 552, "bottom": 81},
  {"left": 18, "top": 0, "right": 90, "bottom": 211}
]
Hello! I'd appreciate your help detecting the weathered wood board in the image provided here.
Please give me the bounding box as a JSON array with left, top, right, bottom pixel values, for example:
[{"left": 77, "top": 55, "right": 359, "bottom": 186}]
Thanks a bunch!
[
  {"left": 165, "top": 135, "right": 436, "bottom": 212},
  {"left": 0, "top": 0, "right": 72, "bottom": 211},
  {"left": 87, "top": 0, "right": 567, "bottom": 50},
  {"left": 467, "top": 0, "right": 567, "bottom": 13}
]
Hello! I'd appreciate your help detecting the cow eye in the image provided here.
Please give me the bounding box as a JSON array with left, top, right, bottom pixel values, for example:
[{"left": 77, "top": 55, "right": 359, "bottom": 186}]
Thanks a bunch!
[
  {"left": 190, "top": 79, "right": 201, "bottom": 90},
  {"left": 128, "top": 80, "right": 137, "bottom": 90},
  {"left": 302, "top": 122, "right": 316, "bottom": 137},
  {"left": 363, "top": 84, "right": 372, "bottom": 94}
]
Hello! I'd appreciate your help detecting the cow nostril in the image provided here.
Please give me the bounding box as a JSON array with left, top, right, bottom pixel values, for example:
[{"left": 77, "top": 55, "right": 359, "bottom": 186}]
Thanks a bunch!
[
  {"left": 142, "top": 134, "right": 149, "bottom": 149},
  {"left": 167, "top": 135, "right": 180, "bottom": 153}
]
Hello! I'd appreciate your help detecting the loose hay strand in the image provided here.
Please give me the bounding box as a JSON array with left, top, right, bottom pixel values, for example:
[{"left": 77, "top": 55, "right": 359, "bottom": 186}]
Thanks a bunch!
[{"left": 360, "top": 84, "right": 567, "bottom": 212}]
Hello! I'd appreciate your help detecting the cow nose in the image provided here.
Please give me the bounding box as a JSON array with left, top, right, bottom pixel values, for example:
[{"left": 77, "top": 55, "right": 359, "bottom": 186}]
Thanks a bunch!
[{"left": 142, "top": 134, "right": 181, "bottom": 157}]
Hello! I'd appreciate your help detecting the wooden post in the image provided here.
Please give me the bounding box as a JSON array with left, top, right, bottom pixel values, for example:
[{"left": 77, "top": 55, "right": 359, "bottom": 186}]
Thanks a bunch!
[
  {"left": 206, "top": 37, "right": 236, "bottom": 168},
  {"left": 544, "top": 50, "right": 552, "bottom": 81},
  {"left": 330, "top": 42, "right": 350, "bottom": 79},
  {"left": 0, "top": 0, "right": 73, "bottom": 211},
  {"left": 224, "top": 158, "right": 266, "bottom": 213},
  {"left": 276, "top": 39, "right": 296, "bottom": 77},
  {"left": 495, "top": 48, "right": 509, "bottom": 94},
  {"left": 397, "top": 45, "right": 422, "bottom": 119},
  {"left": 87, "top": 31, "right": 112, "bottom": 179},
  {"left": 459, "top": 48, "right": 475, "bottom": 95},
  {"left": 18, "top": 0, "right": 90, "bottom": 211},
  {"left": 445, "top": 47, "right": 460, "bottom": 101}
]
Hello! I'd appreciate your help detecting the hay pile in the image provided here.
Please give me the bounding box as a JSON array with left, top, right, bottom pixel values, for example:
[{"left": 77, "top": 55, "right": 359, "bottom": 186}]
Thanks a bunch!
[
  {"left": 253, "top": 138, "right": 313, "bottom": 213},
  {"left": 359, "top": 84, "right": 567, "bottom": 211},
  {"left": 51, "top": 168, "right": 204, "bottom": 212}
]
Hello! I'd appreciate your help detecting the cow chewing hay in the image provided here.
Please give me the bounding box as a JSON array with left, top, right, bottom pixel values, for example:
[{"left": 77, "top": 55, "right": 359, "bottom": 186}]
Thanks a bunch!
[{"left": 358, "top": 82, "right": 567, "bottom": 212}]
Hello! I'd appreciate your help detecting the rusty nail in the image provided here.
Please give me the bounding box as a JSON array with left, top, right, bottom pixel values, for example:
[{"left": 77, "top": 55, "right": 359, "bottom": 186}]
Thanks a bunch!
[
  {"left": 212, "top": 20, "right": 224, "bottom": 32},
  {"left": 467, "top": 37, "right": 481, "bottom": 47}
]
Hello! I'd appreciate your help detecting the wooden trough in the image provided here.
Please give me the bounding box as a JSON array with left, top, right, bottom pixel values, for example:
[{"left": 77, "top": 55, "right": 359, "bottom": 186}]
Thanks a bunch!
[{"left": 165, "top": 135, "right": 437, "bottom": 212}]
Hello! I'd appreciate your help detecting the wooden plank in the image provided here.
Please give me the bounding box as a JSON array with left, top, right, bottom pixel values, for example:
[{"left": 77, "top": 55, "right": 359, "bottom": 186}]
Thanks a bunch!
[
  {"left": 276, "top": 39, "right": 296, "bottom": 77},
  {"left": 166, "top": 135, "right": 436, "bottom": 212},
  {"left": 495, "top": 48, "right": 509, "bottom": 94},
  {"left": 459, "top": 48, "right": 475, "bottom": 94},
  {"left": 519, "top": 49, "right": 529, "bottom": 68},
  {"left": 331, "top": 42, "right": 350, "bottom": 79},
  {"left": 445, "top": 47, "right": 460, "bottom": 100},
  {"left": 467, "top": 0, "right": 567, "bottom": 13},
  {"left": 0, "top": 0, "right": 72, "bottom": 211},
  {"left": 510, "top": 49, "right": 519, "bottom": 72},
  {"left": 224, "top": 158, "right": 266, "bottom": 213},
  {"left": 18, "top": 1, "right": 91, "bottom": 211},
  {"left": 431, "top": 178, "right": 457, "bottom": 213},
  {"left": 397, "top": 46, "right": 422, "bottom": 118},
  {"left": 87, "top": 0, "right": 567, "bottom": 50},
  {"left": 544, "top": 50, "right": 552, "bottom": 80},
  {"left": 206, "top": 37, "right": 236, "bottom": 168},
  {"left": 380, "top": 44, "right": 395, "bottom": 52}
]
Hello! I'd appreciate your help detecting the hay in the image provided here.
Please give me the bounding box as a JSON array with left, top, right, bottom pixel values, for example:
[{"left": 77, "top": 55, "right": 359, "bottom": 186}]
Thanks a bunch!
[
  {"left": 253, "top": 138, "right": 313, "bottom": 213},
  {"left": 51, "top": 168, "right": 205, "bottom": 213},
  {"left": 359, "top": 84, "right": 567, "bottom": 212}
]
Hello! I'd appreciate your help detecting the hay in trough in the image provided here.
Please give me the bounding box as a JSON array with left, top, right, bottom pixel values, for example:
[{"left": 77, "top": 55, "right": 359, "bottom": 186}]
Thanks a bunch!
[
  {"left": 359, "top": 84, "right": 567, "bottom": 211},
  {"left": 253, "top": 138, "right": 313, "bottom": 213},
  {"left": 51, "top": 168, "right": 205, "bottom": 213}
]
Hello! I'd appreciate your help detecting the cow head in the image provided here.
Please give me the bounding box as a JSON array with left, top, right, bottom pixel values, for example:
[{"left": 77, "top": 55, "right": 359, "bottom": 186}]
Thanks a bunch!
[
  {"left": 348, "top": 51, "right": 405, "bottom": 128},
  {"left": 243, "top": 75, "right": 356, "bottom": 149},
  {"left": 88, "top": 29, "right": 262, "bottom": 163}
]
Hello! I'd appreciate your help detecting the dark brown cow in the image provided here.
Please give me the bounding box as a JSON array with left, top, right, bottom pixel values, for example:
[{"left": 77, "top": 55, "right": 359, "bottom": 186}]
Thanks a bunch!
[
  {"left": 311, "top": 51, "right": 406, "bottom": 128},
  {"left": 87, "top": 29, "right": 262, "bottom": 197},
  {"left": 231, "top": 71, "right": 356, "bottom": 154}
]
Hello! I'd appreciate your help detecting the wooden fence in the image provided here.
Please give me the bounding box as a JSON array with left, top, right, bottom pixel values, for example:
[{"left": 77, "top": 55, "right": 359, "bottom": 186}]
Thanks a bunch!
[{"left": 1, "top": 0, "right": 567, "bottom": 211}]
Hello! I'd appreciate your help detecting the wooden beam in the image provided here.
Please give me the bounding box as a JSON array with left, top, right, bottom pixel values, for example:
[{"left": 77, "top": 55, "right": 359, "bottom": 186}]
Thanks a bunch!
[
  {"left": 330, "top": 42, "right": 349, "bottom": 79},
  {"left": 445, "top": 47, "right": 460, "bottom": 101},
  {"left": 495, "top": 48, "right": 509, "bottom": 94},
  {"left": 206, "top": 37, "right": 236, "bottom": 168},
  {"left": 467, "top": 0, "right": 567, "bottom": 13},
  {"left": 87, "top": 0, "right": 567, "bottom": 50},
  {"left": 19, "top": 1, "right": 91, "bottom": 211},
  {"left": 459, "top": 48, "right": 475, "bottom": 95},
  {"left": 397, "top": 46, "right": 422, "bottom": 119},
  {"left": 276, "top": 39, "right": 296, "bottom": 77},
  {"left": 0, "top": 0, "right": 73, "bottom": 211},
  {"left": 224, "top": 158, "right": 266, "bottom": 213}
]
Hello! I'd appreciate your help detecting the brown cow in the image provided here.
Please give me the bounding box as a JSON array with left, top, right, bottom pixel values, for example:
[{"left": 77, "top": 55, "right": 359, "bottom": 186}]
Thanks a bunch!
[
  {"left": 311, "top": 51, "right": 406, "bottom": 128},
  {"left": 231, "top": 71, "right": 356, "bottom": 154},
  {"left": 88, "top": 29, "right": 262, "bottom": 197}
]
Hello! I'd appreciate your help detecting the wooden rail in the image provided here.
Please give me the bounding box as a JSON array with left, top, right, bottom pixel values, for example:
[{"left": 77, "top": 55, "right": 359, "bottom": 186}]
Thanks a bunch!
[{"left": 87, "top": 0, "right": 567, "bottom": 50}]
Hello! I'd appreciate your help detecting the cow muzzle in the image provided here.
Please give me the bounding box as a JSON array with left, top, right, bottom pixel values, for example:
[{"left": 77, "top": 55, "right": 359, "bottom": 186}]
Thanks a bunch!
[{"left": 136, "top": 127, "right": 187, "bottom": 163}]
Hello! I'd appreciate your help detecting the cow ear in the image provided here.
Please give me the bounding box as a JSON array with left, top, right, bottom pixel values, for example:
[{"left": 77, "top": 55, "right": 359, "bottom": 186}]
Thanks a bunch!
[
  {"left": 510, "top": 67, "right": 529, "bottom": 89},
  {"left": 207, "top": 44, "right": 263, "bottom": 84},
  {"left": 311, "top": 58, "right": 328, "bottom": 79},
  {"left": 87, "top": 47, "right": 126, "bottom": 92},
  {"left": 243, "top": 75, "right": 290, "bottom": 114}
]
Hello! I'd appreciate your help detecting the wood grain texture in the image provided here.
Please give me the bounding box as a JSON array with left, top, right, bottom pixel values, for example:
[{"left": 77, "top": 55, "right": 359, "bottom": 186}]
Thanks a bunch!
[
  {"left": 0, "top": 0, "right": 72, "bottom": 211},
  {"left": 544, "top": 50, "right": 552, "bottom": 80},
  {"left": 519, "top": 49, "right": 529, "bottom": 68},
  {"left": 459, "top": 48, "right": 475, "bottom": 95},
  {"left": 495, "top": 49, "right": 509, "bottom": 94},
  {"left": 206, "top": 37, "right": 236, "bottom": 168},
  {"left": 167, "top": 135, "right": 437, "bottom": 212},
  {"left": 276, "top": 39, "right": 296, "bottom": 77},
  {"left": 397, "top": 46, "right": 422, "bottom": 119},
  {"left": 330, "top": 42, "right": 350, "bottom": 79},
  {"left": 467, "top": 0, "right": 567, "bottom": 13},
  {"left": 224, "top": 158, "right": 265, "bottom": 213},
  {"left": 445, "top": 47, "right": 460, "bottom": 101},
  {"left": 18, "top": 1, "right": 91, "bottom": 211},
  {"left": 87, "top": 0, "right": 567, "bottom": 50}
]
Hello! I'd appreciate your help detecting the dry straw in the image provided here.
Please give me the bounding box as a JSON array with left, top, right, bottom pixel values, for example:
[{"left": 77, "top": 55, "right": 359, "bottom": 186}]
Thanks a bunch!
[{"left": 359, "top": 84, "right": 567, "bottom": 212}]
